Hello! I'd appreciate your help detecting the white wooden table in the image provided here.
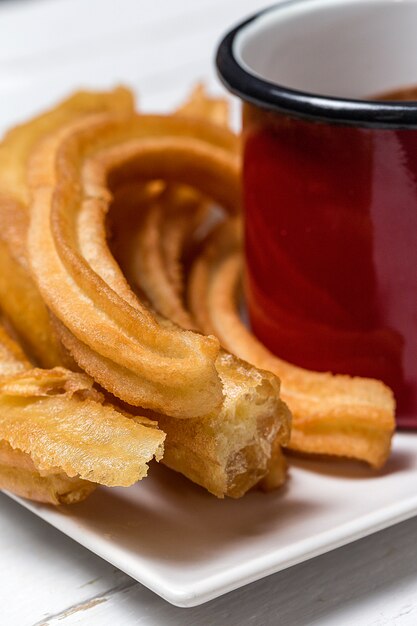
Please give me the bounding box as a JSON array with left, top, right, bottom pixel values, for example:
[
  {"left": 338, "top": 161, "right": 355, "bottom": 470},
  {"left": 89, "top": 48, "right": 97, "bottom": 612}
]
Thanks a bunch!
[{"left": 1, "top": 1, "right": 417, "bottom": 624}]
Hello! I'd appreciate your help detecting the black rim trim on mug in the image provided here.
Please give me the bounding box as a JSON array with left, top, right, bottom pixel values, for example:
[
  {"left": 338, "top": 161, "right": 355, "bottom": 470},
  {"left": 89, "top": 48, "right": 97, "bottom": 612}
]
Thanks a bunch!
[{"left": 216, "top": 1, "right": 417, "bottom": 129}]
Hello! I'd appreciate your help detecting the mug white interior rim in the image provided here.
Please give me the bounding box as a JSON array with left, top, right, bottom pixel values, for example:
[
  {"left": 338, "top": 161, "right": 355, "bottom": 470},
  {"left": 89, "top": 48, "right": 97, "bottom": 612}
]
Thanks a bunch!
[{"left": 216, "top": 0, "right": 417, "bottom": 127}]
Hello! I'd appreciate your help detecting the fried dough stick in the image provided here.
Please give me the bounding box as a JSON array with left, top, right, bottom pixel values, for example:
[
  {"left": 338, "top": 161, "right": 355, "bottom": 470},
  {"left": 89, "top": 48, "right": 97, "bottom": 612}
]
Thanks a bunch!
[
  {"left": 38, "top": 104, "right": 288, "bottom": 495},
  {"left": 109, "top": 194, "right": 291, "bottom": 496},
  {"left": 124, "top": 187, "right": 201, "bottom": 330},
  {"left": 0, "top": 86, "right": 289, "bottom": 497},
  {"left": 176, "top": 83, "right": 231, "bottom": 128},
  {"left": 75, "top": 176, "right": 291, "bottom": 496},
  {"left": 156, "top": 351, "right": 290, "bottom": 497},
  {"left": 0, "top": 325, "right": 165, "bottom": 504},
  {"left": 187, "top": 219, "right": 395, "bottom": 469},
  {"left": 111, "top": 85, "right": 229, "bottom": 306},
  {"left": 109, "top": 88, "right": 288, "bottom": 491},
  {"left": 0, "top": 440, "right": 95, "bottom": 505},
  {"left": 0, "top": 87, "right": 135, "bottom": 366},
  {"left": 27, "top": 111, "right": 242, "bottom": 417},
  {"left": 113, "top": 188, "right": 289, "bottom": 492}
]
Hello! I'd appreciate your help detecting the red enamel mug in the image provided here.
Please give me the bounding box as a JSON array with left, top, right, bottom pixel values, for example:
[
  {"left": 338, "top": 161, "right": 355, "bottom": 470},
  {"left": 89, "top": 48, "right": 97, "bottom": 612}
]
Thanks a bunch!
[{"left": 216, "top": 0, "right": 417, "bottom": 427}]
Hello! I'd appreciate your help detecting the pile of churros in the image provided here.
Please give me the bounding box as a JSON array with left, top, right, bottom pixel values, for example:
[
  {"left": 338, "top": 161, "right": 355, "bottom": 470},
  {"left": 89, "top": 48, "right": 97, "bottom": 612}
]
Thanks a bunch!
[{"left": 0, "top": 85, "right": 395, "bottom": 505}]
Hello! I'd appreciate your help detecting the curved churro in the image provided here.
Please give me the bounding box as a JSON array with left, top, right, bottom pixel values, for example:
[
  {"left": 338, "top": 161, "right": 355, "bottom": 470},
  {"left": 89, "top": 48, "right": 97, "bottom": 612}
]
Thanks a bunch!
[{"left": 27, "top": 113, "right": 241, "bottom": 417}]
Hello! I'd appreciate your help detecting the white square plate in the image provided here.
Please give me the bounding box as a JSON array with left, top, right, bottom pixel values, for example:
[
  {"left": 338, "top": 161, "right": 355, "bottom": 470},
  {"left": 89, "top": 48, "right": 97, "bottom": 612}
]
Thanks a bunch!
[{"left": 6, "top": 432, "right": 417, "bottom": 607}]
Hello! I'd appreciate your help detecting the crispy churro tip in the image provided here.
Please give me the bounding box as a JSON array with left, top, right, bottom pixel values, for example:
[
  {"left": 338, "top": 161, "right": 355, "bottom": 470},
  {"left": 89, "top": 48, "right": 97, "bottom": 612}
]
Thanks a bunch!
[{"left": 0, "top": 322, "right": 165, "bottom": 503}]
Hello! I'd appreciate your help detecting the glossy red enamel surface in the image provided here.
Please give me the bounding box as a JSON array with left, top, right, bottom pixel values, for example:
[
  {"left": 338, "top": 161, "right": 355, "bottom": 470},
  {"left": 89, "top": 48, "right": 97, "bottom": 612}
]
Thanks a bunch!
[{"left": 243, "top": 104, "right": 417, "bottom": 426}]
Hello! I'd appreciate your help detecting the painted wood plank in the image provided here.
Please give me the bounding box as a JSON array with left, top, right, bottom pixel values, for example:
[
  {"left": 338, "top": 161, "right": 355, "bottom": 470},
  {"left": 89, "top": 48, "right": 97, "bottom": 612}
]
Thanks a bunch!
[
  {"left": 0, "top": 493, "right": 132, "bottom": 625},
  {"left": 0, "top": 0, "right": 262, "bottom": 132},
  {"left": 39, "top": 515, "right": 417, "bottom": 626}
]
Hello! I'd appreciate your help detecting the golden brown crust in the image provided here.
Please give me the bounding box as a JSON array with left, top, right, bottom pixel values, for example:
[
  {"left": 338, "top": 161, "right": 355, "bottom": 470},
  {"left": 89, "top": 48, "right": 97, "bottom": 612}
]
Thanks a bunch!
[
  {"left": 258, "top": 443, "right": 288, "bottom": 492},
  {"left": 176, "top": 83, "right": 231, "bottom": 128},
  {"left": 0, "top": 367, "right": 165, "bottom": 486},
  {"left": 0, "top": 199, "right": 63, "bottom": 368},
  {"left": 0, "top": 88, "right": 135, "bottom": 367},
  {"left": 0, "top": 326, "right": 32, "bottom": 376},
  {"left": 0, "top": 441, "right": 96, "bottom": 504},
  {"left": 126, "top": 192, "right": 198, "bottom": 330}
]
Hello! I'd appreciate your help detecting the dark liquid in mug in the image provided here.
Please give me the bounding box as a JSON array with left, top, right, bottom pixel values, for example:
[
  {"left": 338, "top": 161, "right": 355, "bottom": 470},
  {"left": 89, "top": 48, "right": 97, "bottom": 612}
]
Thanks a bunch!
[
  {"left": 243, "top": 88, "right": 417, "bottom": 427},
  {"left": 375, "top": 85, "right": 417, "bottom": 101}
]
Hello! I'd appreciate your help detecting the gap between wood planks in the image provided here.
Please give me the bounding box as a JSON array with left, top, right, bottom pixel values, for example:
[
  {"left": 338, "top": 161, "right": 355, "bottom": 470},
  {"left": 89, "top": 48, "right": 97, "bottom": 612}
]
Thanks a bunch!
[{"left": 32, "top": 579, "right": 137, "bottom": 626}]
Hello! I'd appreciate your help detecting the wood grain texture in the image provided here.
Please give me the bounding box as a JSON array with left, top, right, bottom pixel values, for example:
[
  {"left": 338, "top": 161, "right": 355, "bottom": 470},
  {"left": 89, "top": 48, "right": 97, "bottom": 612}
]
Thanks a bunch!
[{"left": 0, "top": 494, "right": 131, "bottom": 625}]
